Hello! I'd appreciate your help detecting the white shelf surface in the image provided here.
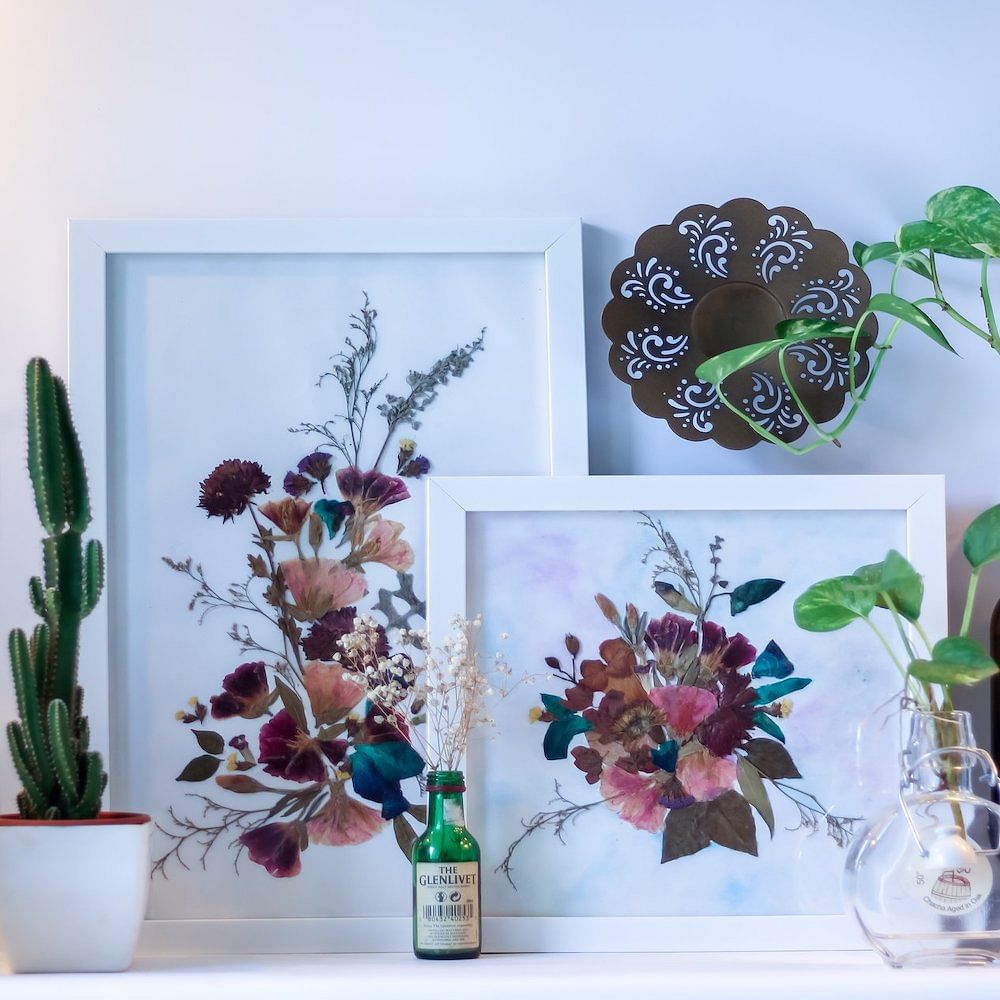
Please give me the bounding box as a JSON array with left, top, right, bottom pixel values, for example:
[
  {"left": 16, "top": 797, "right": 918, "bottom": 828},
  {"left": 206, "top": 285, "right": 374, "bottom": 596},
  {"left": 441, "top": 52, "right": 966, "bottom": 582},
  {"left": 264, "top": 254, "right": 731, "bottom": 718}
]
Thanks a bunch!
[{"left": 2, "top": 952, "right": 998, "bottom": 998}]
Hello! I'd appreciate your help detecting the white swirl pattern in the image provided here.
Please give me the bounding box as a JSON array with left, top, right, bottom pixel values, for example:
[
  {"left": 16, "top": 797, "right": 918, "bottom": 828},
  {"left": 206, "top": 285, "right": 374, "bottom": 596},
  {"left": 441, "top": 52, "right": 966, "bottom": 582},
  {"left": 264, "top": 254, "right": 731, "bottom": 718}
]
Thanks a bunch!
[
  {"left": 790, "top": 268, "right": 861, "bottom": 319},
  {"left": 677, "top": 213, "right": 737, "bottom": 278},
  {"left": 668, "top": 378, "right": 721, "bottom": 433},
  {"left": 620, "top": 257, "right": 693, "bottom": 312},
  {"left": 752, "top": 214, "right": 813, "bottom": 283},
  {"left": 786, "top": 340, "right": 855, "bottom": 392},
  {"left": 619, "top": 326, "right": 689, "bottom": 380},
  {"left": 741, "top": 372, "right": 803, "bottom": 432}
]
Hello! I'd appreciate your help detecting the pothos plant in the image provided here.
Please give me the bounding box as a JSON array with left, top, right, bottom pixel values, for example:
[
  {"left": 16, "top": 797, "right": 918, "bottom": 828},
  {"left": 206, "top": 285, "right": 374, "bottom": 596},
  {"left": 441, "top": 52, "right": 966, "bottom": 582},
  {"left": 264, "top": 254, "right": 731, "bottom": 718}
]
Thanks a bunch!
[
  {"left": 793, "top": 504, "right": 1000, "bottom": 711},
  {"left": 696, "top": 185, "right": 1000, "bottom": 454}
]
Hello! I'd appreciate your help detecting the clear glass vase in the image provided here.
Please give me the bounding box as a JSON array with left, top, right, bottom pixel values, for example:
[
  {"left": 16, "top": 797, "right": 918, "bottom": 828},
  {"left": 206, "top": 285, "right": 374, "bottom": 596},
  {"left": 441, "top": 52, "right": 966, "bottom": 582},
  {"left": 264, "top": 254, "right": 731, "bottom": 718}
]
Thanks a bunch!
[{"left": 844, "top": 707, "right": 1000, "bottom": 967}]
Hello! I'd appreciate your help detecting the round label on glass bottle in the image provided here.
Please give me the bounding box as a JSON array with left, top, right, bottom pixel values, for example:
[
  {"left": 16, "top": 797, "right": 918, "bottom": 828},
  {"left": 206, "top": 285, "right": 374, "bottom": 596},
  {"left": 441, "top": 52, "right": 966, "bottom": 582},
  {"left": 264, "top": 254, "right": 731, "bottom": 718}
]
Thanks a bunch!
[{"left": 905, "top": 853, "right": 993, "bottom": 915}]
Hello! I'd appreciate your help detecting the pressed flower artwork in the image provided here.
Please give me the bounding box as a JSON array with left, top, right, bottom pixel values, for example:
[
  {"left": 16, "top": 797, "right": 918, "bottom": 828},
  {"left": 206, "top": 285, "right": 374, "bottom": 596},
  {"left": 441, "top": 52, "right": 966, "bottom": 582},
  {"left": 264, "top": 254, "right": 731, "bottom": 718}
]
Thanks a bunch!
[
  {"left": 156, "top": 296, "right": 481, "bottom": 882},
  {"left": 464, "top": 506, "right": 911, "bottom": 918}
]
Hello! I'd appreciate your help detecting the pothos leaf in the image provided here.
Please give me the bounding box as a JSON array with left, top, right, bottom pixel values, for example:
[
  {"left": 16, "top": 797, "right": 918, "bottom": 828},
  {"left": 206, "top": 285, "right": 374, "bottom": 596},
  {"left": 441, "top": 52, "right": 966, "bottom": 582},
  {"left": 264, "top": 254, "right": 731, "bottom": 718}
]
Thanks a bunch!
[
  {"left": 176, "top": 755, "right": 222, "bottom": 782},
  {"left": 895, "top": 219, "right": 984, "bottom": 259},
  {"left": 868, "top": 292, "right": 956, "bottom": 353},
  {"left": 737, "top": 758, "right": 774, "bottom": 837},
  {"left": 192, "top": 730, "right": 225, "bottom": 755},
  {"left": 853, "top": 549, "right": 924, "bottom": 622},
  {"left": 729, "top": 578, "right": 784, "bottom": 615},
  {"left": 909, "top": 636, "right": 999, "bottom": 687},
  {"left": 963, "top": 504, "right": 1000, "bottom": 570},
  {"left": 853, "top": 240, "right": 933, "bottom": 280},
  {"left": 793, "top": 575, "right": 876, "bottom": 632},
  {"left": 925, "top": 185, "right": 1000, "bottom": 257}
]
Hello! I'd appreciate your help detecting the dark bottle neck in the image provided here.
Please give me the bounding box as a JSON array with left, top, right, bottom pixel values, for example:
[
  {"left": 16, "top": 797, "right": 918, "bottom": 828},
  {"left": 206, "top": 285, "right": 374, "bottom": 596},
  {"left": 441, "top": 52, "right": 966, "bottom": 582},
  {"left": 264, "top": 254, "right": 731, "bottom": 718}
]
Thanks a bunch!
[{"left": 425, "top": 769, "right": 466, "bottom": 829}]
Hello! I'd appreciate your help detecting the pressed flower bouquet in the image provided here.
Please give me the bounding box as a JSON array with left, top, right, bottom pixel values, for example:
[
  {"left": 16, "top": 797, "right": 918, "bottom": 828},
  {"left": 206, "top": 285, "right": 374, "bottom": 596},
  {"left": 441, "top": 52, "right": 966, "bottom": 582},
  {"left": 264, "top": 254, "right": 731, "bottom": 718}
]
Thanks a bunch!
[
  {"left": 156, "top": 297, "right": 485, "bottom": 878},
  {"left": 501, "top": 515, "right": 860, "bottom": 883}
]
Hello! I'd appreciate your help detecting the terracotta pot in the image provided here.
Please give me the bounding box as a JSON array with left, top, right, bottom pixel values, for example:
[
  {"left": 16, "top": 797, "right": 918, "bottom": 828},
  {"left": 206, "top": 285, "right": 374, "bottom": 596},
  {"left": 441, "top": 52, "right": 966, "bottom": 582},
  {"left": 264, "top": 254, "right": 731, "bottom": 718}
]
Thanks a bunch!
[{"left": 0, "top": 811, "right": 151, "bottom": 973}]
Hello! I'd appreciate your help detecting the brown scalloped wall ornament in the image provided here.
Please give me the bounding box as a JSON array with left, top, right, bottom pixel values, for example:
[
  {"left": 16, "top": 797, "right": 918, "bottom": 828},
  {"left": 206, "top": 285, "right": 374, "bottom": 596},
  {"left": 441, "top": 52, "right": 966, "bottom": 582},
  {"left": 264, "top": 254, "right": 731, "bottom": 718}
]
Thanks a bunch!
[{"left": 602, "top": 198, "right": 878, "bottom": 450}]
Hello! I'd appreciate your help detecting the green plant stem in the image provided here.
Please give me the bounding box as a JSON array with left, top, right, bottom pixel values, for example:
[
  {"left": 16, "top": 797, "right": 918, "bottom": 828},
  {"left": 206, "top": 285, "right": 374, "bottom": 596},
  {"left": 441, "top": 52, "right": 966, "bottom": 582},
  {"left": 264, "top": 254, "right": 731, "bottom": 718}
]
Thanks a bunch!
[
  {"left": 864, "top": 617, "right": 915, "bottom": 697},
  {"left": 981, "top": 257, "right": 999, "bottom": 349},
  {"left": 913, "top": 618, "right": 935, "bottom": 657},
  {"left": 778, "top": 347, "right": 838, "bottom": 442},
  {"left": 928, "top": 252, "right": 993, "bottom": 343},
  {"left": 960, "top": 567, "right": 981, "bottom": 638}
]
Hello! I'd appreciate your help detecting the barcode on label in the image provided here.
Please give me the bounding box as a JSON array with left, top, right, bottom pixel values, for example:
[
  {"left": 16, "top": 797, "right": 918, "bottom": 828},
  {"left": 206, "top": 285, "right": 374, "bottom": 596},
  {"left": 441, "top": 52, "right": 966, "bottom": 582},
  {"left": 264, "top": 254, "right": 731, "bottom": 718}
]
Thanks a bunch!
[{"left": 421, "top": 903, "right": 475, "bottom": 922}]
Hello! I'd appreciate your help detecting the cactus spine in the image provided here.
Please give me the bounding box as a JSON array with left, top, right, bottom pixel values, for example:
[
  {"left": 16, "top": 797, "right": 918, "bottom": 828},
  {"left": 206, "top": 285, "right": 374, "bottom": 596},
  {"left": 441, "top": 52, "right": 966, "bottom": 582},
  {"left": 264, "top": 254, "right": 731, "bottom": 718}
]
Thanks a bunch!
[{"left": 7, "top": 358, "right": 106, "bottom": 819}]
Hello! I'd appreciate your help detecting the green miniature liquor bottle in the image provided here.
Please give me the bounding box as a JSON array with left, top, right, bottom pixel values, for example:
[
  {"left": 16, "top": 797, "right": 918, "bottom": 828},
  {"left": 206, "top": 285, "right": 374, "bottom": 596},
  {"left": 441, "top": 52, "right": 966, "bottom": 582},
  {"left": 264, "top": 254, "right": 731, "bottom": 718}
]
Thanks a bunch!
[{"left": 412, "top": 769, "right": 481, "bottom": 959}]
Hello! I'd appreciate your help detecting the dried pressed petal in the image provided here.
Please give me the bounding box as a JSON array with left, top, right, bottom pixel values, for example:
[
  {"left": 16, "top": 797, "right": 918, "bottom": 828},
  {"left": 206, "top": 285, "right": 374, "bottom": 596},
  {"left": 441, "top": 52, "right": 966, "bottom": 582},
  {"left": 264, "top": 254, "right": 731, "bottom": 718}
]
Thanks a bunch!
[{"left": 198, "top": 459, "right": 270, "bottom": 521}]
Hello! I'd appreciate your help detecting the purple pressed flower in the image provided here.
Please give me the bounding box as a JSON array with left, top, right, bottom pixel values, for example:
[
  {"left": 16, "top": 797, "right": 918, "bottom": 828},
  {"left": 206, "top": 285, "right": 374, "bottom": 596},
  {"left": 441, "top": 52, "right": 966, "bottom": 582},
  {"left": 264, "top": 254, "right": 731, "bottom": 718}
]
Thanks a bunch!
[
  {"left": 399, "top": 455, "right": 431, "bottom": 479},
  {"left": 646, "top": 612, "right": 697, "bottom": 654},
  {"left": 700, "top": 621, "right": 756, "bottom": 674},
  {"left": 302, "top": 607, "right": 357, "bottom": 661},
  {"left": 336, "top": 466, "right": 410, "bottom": 515},
  {"left": 240, "top": 822, "right": 304, "bottom": 878},
  {"left": 283, "top": 471, "right": 312, "bottom": 498},
  {"left": 229, "top": 734, "right": 249, "bottom": 752},
  {"left": 297, "top": 452, "right": 333, "bottom": 489},
  {"left": 197, "top": 459, "right": 270, "bottom": 521},
  {"left": 258, "top": 708, "right": 348, "bottom": 783},
  {"left": 210, "top": 662, "right": 271, "bottom": 720}
]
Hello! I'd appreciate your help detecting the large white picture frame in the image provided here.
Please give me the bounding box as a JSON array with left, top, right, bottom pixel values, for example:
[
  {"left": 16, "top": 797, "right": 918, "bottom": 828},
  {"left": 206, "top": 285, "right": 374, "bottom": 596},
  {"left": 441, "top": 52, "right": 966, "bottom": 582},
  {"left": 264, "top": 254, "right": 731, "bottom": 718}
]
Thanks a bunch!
[
  {"left": 427, "top": 474, "right": 947, "bottom": 952},
  {"left": 64, "top": 219, "right": 587, "bottom": 954}
]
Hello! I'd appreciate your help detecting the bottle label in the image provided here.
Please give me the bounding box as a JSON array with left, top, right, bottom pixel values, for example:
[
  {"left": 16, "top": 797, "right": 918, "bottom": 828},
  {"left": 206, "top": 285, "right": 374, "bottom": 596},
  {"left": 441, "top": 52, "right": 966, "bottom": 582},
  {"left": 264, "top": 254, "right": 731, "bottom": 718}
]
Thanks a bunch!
[
  {"left": 443, "top": 799, "right": 465, "bottom": 827},
  {"left": 905, "top": 853, "right": 993, "bottom": 915},
  {"left": 415, "top": 862, "right": 479, "bottom": 951}
]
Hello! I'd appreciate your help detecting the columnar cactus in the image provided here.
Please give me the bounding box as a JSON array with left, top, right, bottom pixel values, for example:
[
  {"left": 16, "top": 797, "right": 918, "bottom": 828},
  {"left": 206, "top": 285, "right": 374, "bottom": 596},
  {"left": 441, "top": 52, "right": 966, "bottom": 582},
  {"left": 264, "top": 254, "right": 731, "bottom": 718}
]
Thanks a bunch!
[{"left": 7, "top": 358, "right": 106, "bottom": 819}]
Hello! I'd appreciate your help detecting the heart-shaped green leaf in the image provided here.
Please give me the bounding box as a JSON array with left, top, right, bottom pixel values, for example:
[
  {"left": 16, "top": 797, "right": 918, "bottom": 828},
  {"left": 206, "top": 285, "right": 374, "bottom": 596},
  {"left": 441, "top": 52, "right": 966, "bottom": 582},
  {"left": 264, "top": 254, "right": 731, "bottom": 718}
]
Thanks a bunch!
[
  {"left": 854, "top": 240, "right": 934, "bottom": 280},
  {"left": 695, "top": 341, "right": 783, "bottom": 385},
  {"left": 896, "top": 219, "right": 984, "bottom": 259},
  {"left": 926, "top": 185, "right": 1000, "bottom": 257},
  {"left": 853, "top": 549, "right": 924, "bottom": 622},
  {"left": 774, "top": 319, "right": 856, "bottom": 341},
  {"left": 962, "top": 504, "right": 1000, "bottom": 569},
  {"left": 793, "top": 575, "right": 876, "bottom": 632},
  {"left": 868, "top": 293, "right": 957, "bottom": 353},
  {"left": 909, "top": 636, "right": 999, "bottom": 687}
]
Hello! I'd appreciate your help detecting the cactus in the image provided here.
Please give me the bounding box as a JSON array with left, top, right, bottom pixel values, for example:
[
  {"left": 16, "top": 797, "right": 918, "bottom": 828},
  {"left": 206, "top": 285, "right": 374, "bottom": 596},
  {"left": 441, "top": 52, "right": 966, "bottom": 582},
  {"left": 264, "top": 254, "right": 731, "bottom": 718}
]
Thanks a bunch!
[{"left": 7, "top": 358, "right": 106, "bottom": 819}]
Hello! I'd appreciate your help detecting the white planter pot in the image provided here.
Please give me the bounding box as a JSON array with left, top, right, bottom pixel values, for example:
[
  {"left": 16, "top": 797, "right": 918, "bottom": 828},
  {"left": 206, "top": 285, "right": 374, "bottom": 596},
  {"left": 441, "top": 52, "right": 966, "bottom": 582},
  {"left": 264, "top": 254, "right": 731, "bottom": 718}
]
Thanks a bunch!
[{"left": 0, "top": 812, "right": 151, "bottom": 973}]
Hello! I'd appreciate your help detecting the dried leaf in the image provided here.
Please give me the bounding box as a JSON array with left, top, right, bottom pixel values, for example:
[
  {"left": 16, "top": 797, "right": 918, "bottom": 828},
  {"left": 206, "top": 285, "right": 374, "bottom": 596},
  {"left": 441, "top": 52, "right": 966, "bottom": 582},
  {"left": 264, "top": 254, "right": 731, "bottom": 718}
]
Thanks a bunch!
[
  {"left": 215, "top": 773, "right": 266, "bottom": 793},
  {"left": 737, "top": 757, "right": 774, "bottom": 837},
  {"left": 661, "top": 801, "right": 710, "bottom": 863},
  {"left": 274, "top": 676, "right": 309, "bottom": 732},
  {"left": 192, "top": 730, "right": 225, "bottom": 755},
  {"left": 176, "top": 755, "right": 222, "bottom": 782},
  {"left": 742, "top": 738, "right": 801, "bottom": 779},
  {"left": 703, "top": 791, "right": 757, "bottom": 856}
]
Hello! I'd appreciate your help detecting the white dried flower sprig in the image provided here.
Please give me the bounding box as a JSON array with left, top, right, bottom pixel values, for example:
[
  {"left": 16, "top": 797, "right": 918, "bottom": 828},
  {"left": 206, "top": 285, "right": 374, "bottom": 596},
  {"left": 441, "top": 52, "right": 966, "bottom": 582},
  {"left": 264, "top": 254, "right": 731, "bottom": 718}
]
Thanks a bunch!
[{"left": 337, "top": 613, "right": 528, "bottom": 771}]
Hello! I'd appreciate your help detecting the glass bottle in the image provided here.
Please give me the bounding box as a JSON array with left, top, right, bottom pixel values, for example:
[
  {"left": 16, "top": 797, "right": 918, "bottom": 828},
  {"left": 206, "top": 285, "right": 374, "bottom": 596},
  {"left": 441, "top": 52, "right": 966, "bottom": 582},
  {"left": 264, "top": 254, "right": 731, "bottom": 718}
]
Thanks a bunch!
[
  {"left": 411, "top": 769, "right": 481, "bottom": 960},
  {"left": 844, "top": 707, "right": 1000, "bottom": 966}
]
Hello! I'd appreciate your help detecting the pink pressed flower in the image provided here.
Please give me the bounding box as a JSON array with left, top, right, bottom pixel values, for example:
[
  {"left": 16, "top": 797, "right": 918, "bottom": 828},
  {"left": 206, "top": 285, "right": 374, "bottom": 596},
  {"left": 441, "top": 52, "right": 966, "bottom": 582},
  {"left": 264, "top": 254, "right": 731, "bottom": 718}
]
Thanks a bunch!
[
  {"left": 600, "top": 764, "right": 667, "bottom": 833},
  {"left": 307, "top": 782, "right": 385, "bottom": 846},
  {"left": 281, "top": 558, "right": 368, "bottom": 616},
  {"left": 648, "top": 684, "right": 717, "bottom": 739},
  {"left": 303, "top": 660, "right": 365, "bottom": 724},
  {"left": 676, "top": 748, "right": 737, "bottom": 802},
  {"left": 354, "top": 518, "right": 414, "bottom": 572}
]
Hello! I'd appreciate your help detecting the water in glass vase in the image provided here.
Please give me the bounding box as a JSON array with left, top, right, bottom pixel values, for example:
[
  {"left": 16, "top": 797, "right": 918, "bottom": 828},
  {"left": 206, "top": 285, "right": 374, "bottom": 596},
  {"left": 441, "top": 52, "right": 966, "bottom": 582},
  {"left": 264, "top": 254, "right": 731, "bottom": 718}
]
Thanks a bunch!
[
  {"left": 412, "top": 770, "right": 481, "bottom": 959},
  {"left": 844, "top": 708, "right": 1000, "bottom": 967}
]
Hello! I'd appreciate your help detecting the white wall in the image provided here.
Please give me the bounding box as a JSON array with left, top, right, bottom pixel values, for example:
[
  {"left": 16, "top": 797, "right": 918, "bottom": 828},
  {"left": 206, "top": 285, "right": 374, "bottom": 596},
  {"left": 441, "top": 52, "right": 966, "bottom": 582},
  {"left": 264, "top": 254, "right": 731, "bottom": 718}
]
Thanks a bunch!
[{"left": 1, "top": 0, "right": 998, "bottom": 806}]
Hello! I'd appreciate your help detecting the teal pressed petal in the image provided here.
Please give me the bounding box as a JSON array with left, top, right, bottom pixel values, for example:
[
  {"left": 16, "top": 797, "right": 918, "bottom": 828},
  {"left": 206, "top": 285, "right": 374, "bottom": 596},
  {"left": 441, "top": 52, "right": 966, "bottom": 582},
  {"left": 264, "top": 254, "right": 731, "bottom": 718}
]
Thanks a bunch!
[
  {"left": 350, "top": 740, "right": 426, "bottom": 819},
  {"left": 651, "top": 739, "right": 679, "bottom": 773},
  {"left": 541, "top": 692, "right": 572, "bottom": 720},
  {"left": 314, "top": 498, "right": 354, "bottom": 539},
  {"left": 752, "top": 711, "right": 785, "bottom": 743},
  {"left": 753, "top": 677, "right": 812, "bottom": 705},
  {"left": 729, "top": 578, "right": 784, "bottom": 615},
  {"left": 543, "top": 715, "right": 592, "bottom": 760},
  {"left": 752, "top": 639, "right": 795, "bottom": 679}
]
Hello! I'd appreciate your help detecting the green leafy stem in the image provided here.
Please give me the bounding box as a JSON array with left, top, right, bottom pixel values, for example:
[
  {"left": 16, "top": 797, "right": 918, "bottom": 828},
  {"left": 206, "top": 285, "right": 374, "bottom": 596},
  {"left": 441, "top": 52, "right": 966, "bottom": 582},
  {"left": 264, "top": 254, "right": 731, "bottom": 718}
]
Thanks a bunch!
[{"left": 695, "top": 185, "right": 1000, "bottom": 454}]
